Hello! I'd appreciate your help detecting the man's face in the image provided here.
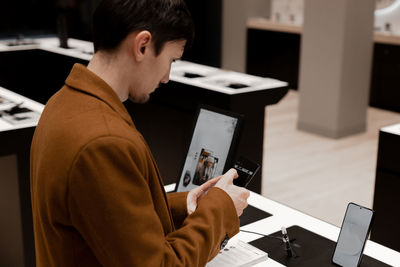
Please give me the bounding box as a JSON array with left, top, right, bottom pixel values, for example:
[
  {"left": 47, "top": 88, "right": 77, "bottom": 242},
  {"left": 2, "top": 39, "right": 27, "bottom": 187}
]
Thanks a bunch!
[{"left": 128, "top": 39, "right": 186, "bottom": 103}]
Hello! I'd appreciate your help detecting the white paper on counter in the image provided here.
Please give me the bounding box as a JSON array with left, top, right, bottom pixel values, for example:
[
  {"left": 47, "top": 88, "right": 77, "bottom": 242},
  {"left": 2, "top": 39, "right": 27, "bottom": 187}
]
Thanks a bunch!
[{"left": 206, "top": 239, "right": 268, "bottom": 267}]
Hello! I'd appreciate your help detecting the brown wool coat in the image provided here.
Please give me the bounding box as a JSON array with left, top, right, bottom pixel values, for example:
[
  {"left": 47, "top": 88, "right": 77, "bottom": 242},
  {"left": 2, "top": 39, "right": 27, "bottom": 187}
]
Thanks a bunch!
[{"left": 30, "top": 64, "right": 239, "bottom": 267}]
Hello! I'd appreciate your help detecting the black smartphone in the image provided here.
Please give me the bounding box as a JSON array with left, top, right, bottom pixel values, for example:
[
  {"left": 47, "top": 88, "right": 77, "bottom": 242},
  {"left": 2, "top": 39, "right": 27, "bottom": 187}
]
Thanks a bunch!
[
  {"left": 232, "top": 156, "right": 260, "bottom": 188},
  {"left": 332, "top": 203, "right": 374, "bottom": 267}
]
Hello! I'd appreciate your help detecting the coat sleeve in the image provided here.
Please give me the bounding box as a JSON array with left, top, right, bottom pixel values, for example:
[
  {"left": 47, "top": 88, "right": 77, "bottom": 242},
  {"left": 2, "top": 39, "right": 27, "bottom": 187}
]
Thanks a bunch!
[
  {"left": 167, "top": 192, "right": 189, "bottom": 229},
  {"left": 68, "top": 136, "right": 239, "bottom": 267}
]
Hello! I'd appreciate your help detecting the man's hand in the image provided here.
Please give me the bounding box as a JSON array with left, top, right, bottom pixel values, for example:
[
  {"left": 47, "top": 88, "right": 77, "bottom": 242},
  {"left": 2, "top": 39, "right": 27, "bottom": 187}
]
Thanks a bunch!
[
  {"left": 215, "top": 169, "right": 250, "bottom": 216},
  {"left": 186, "top": 176, "right": 222, "bottom": 215}
]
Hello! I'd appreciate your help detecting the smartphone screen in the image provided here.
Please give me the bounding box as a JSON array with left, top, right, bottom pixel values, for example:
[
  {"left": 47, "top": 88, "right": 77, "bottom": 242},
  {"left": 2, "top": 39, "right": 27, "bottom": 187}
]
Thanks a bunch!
[
  {"left": 232, "top": 156, "right": 260, "bottom": 188},
  {"left": 332, "top": 203, "right": 374, "bottom": 267}
]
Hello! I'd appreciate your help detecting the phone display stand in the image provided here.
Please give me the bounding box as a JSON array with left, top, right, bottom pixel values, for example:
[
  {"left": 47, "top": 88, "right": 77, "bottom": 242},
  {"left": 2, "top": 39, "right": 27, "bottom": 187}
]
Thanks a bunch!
[
  {"left": 249, "top": 226, "right": 390, "bottom": 267},
  {"left": 240, "top": 205, "right": 272, "bottom": 227}
]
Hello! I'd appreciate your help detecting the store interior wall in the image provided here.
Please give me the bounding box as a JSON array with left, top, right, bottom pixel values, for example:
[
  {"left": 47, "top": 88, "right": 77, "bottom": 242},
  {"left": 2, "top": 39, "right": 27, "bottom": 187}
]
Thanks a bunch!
[{"left": 222, "top": 0, "right": 271, "bottom": 72}]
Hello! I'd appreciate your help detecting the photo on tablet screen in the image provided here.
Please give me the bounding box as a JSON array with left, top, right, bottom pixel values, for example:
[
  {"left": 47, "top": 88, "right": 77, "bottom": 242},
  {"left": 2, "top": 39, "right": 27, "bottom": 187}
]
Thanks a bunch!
[
  {"left": 176, "top": 106, "right": 243, "bottom": 192},
  {"left": 192, "top": 148, "right": 219, "bottom": 186}
]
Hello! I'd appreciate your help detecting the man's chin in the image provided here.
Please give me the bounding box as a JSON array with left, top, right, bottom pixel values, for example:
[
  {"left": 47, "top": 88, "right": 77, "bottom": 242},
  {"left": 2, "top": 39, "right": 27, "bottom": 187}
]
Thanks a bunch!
[{"left": 128, "top": 94, "right": 150, "bottom": 104}]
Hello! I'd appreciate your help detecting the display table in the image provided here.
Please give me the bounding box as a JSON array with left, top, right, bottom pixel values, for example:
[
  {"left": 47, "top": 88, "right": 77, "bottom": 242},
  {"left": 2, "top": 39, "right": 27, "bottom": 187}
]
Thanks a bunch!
[
  {"left": 0, "top": 37, "right": 289, "bottom": 194},
  {"left": 165, "top": 184, "right": 400, "bottom": 267},
  {"left": 372, "top": 123, "right": 400, "bottom": 252},
  {"left": 0, "top": 86, "right": 43, "bottom": 267}
]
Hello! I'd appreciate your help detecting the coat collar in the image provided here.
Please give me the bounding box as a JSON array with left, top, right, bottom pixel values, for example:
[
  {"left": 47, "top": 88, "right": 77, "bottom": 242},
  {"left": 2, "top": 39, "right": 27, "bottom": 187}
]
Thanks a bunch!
[{"left": 65, "top": 63, "right": 134, "bottom": 127}]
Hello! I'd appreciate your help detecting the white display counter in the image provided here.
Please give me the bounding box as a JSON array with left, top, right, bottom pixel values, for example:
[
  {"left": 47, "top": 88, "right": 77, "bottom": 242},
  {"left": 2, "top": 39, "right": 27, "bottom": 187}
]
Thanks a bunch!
[
  {"left": 0, "top": 86, "right": 43, "bottom": 132},
  {"left": 165, "top": 184, "right": 400, "bottom": 267}
]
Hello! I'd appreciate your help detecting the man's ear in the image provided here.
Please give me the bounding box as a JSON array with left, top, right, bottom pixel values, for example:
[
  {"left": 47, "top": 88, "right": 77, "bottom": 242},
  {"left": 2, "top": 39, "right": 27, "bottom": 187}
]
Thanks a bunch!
[{"left": 131, "top": 30, "right": 152, "bottom": 62}]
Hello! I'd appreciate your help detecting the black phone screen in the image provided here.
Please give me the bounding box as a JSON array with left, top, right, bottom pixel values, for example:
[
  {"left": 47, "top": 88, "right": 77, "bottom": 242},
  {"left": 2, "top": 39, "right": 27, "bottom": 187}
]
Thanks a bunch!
[
  {"left": 232, "top": 156, "right": 260, "bottom": 188},
  {"left": 332, "top": 203, "right": 374, "bottom": 267}
]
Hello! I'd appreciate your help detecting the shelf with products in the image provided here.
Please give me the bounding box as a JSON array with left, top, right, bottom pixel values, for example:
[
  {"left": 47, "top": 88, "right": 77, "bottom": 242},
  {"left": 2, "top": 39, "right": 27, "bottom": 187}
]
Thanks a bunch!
[
  {"left": 246, "top": 17, "right": 400, "bottom": 112},
  {"left": 247, "top": 17, "right": 400, "bottom": 46}
]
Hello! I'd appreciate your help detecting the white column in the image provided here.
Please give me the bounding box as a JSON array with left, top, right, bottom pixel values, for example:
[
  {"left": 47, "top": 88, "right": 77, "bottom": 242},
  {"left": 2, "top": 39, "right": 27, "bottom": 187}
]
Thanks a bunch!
[{"left": 298, "top": 0, "right": 375, "bottom": 138}]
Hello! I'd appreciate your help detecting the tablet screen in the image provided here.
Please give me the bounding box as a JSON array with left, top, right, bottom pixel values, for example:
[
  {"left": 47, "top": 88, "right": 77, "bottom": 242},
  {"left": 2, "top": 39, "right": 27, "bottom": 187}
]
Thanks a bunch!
[{"left": 176, "top": 107, "right": 242, "bottom": 192}]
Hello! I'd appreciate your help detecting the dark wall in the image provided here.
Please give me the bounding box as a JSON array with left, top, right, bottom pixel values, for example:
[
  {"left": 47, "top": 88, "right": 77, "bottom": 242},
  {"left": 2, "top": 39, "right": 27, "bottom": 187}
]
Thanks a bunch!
[
  {"left": 370, "top": 43, "right": 400, "bottom": 113},
  {"left": 182, "top": 0, "right": 222, "bottom": 67},
  {"left": 1, "top": 0, "right": 222, "bottom": 67},
  {"left": 0, "top": 0, "right": 100, "bottom": 40},
  {"left": 0, "top": 49, "right": 88, "bottom": 104},
  {"left": 247, "top": 29, "right": 301, "bottom": 89},
  {"left": 0, "top": 0, "right": 57, "bottom": 38},
  {"left": 69, "top": 0, "right": 223, "bottom": 67},
  {"left": 57, "top": 0, "right": 101, "bottom": 41}
]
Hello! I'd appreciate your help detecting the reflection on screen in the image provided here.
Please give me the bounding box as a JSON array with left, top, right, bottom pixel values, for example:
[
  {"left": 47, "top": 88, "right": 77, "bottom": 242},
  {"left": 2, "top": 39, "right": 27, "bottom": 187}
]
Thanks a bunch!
[
  {"left": 176, "top": 108, "right": 238, "bottom": 192},
  {"left": 333, "top": 204, "right": 373, "bottom": 267}
]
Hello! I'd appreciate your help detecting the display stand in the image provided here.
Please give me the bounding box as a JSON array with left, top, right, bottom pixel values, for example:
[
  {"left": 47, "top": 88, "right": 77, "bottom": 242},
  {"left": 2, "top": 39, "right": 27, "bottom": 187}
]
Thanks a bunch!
[
  {"left": 250, "top": 226, "right": 390, "bottom": 267},
  {"left": 371, "top": 123, "right": 400, "bottom": 252},
  {"left": 0, "top": 87, "right": 43, "bottom": 267}
]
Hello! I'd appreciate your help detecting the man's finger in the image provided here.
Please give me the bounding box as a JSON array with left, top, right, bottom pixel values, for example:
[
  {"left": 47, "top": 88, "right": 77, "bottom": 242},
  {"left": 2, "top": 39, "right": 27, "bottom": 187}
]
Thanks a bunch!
[
  {"left": 187, "top": 199, "right": 196, "bottom": 215},
  {"left": 200, "top": 176, "right": 222, "bottom": 191},
  {"left": 187, "top": 188, "right": 203, "bottom": 215},
  {"left": 230, "top": 168, "right": 239, "bottom": 179},
  {"left": 222, "top": 168, "right": 238, "bottom": 182}
]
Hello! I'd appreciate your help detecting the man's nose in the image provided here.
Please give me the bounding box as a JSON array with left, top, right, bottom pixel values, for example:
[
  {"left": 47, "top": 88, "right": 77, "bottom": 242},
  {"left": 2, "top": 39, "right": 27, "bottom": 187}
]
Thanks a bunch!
[
  {"left": 160, "top": 73, "right": 170, "bottom": 84},
  {"left": 160, "top": 68, "right": 171, "bottom": 84}
]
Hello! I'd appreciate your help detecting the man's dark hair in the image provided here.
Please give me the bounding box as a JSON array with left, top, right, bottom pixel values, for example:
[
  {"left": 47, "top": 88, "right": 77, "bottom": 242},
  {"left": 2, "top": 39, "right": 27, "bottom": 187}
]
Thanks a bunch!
[{"left": 92, "top": 0, "right": 194, "bottom": 55}]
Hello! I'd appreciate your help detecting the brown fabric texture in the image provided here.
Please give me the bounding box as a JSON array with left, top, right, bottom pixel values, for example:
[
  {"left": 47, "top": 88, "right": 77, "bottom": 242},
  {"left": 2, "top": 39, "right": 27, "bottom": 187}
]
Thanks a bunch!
[{"left": 30, "top": 64, "right": 239, "bottom": 267}]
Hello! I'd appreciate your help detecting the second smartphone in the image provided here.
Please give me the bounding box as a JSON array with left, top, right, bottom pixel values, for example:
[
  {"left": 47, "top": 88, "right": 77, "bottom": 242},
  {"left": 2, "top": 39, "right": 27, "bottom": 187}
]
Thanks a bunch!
[
  {"left": 332, "top": 202, "right": 374, "bottom": 267},
  {"left": 232, "top": 156, "right": 260, "bottom": 188}
]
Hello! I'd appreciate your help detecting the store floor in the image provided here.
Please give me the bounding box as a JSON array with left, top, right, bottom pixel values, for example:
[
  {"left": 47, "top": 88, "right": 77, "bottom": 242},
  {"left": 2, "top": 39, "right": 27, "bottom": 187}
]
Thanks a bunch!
[{"left": 262, "top": 90, "right": 400, "bottom": 226}]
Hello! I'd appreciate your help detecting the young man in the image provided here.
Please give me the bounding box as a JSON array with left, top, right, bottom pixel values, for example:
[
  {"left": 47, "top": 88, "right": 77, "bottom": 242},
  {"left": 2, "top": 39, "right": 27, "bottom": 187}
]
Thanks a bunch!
[{"left": 30, "top": 0, "right": 249, "bottom": 266}]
